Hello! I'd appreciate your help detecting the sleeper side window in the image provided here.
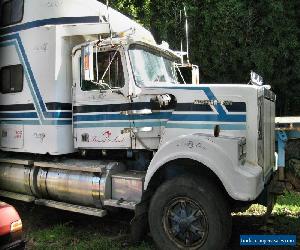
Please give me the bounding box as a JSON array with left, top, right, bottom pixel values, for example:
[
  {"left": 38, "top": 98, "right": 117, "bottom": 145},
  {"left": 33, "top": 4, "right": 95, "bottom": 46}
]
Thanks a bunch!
[
  {"left": 81, "top": 50, "right": 125, "bottom": 91},
  {"left": 0, "top": 0, "right": 24, "bottom": 27},
  {"left": 0, "top": 64, "right": 24, "bottom": 94}
]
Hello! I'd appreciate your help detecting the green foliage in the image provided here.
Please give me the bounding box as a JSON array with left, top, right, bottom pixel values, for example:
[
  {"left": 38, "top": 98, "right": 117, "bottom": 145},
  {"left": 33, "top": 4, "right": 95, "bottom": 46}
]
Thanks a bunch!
[
  {"left": 243, "top": 191, "right": 300, "bottom": 216},
  {"left": 101, "top": 0, "right": 300, "bottom": 115}
]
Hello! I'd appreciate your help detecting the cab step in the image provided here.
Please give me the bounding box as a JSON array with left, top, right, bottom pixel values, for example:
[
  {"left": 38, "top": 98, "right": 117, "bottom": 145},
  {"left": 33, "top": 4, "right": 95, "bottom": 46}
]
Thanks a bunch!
[{"left": 35, "top": 199, "right": 107, "bottom": 217}]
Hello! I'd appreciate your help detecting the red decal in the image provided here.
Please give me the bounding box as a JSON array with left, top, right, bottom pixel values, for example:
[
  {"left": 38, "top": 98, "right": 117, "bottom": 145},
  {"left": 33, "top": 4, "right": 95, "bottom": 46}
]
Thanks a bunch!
[{"left": 103, "top": 130, "right": 112, "bottom": 138}]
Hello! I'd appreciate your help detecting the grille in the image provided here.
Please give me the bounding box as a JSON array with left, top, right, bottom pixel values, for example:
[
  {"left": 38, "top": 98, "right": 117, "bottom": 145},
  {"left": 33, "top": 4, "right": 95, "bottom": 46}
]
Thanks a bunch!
[{"left": 258, "top": 88, "right": 275, "bottom": 180}]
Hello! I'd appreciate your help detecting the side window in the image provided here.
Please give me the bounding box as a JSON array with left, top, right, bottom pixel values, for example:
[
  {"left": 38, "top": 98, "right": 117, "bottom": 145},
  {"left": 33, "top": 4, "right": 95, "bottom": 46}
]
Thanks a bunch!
[
  {"left": 81, "top": 50, "right": 125, "bottom": 91},
  {"left": 0, "top": 0, "right": 24, "bottom": 27},
  {"left": 0, "top": 64, "right": 24, "bottom": 94}
]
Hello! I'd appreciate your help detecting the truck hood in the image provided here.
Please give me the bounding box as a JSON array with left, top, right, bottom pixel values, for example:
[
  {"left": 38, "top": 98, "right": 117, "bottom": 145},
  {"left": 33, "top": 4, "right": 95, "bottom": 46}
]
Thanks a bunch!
[{"left": 139, "top": 83, "right": 251, "bottom": 146}]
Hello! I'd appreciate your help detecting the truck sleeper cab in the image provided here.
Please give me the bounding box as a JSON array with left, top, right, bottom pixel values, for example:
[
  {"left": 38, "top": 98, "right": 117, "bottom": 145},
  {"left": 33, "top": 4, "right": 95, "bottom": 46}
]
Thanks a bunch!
[{"left": 0, "top": 0, "right": 276, "bottom": 249}]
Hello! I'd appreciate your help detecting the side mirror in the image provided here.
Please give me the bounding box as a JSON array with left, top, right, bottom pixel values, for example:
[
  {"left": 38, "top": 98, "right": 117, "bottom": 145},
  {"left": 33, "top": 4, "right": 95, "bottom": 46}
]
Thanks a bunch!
[
  {"left": 81, "top": 44, "right": 94, "bottom": 81},
  {"left": 192, "top": 65, "right": 199, "bottom": 85}
]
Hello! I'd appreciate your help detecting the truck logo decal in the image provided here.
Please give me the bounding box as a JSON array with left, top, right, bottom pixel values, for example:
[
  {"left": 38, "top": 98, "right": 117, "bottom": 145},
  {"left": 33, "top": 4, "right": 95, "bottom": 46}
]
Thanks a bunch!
[
  {"left": 103, "top": 130, "right": 112, "bottom": 137},
  {"left": 194, "top": 99, "right": 232, "bottom": 106},
  {"left": 90, "top": 130, "right": 125, "bottom": 143}
]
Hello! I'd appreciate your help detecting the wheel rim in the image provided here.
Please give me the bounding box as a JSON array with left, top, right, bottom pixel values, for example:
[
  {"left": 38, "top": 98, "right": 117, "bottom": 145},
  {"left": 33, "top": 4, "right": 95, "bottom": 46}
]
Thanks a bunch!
[{"left": 163, "top": 197, "right": 209, "bottom": 248}]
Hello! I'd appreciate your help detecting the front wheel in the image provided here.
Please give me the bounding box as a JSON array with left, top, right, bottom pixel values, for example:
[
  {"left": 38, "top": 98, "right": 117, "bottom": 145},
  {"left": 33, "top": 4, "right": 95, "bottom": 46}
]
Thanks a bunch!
[{"left": 148, "top": 175, "right": 231, "bottom": 250}]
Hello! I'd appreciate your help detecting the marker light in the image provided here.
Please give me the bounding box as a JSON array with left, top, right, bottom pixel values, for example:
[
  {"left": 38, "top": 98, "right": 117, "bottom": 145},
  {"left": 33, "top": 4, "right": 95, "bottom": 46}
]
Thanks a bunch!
[{"left": 10, "top": 219, "right": 22, "bottom": 233}]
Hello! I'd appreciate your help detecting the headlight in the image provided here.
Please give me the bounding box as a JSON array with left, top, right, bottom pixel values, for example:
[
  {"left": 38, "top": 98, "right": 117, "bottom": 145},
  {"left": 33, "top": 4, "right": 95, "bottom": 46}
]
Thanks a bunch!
[{"left": 10, "top": 219, "right": 22, "bottom": 233}]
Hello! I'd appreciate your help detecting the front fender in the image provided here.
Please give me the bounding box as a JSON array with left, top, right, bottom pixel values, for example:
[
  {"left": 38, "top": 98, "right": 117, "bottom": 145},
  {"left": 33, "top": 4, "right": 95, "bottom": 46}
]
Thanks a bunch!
[{"left": 145, "top": 133, "right": 264, "bottom": 201}]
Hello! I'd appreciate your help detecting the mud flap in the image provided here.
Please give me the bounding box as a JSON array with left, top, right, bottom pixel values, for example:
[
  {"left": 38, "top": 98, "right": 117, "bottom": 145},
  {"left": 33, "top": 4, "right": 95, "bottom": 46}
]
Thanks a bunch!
[
  {"left": 255, "top": 171, "right": 285, "bottom": 222},
  {"left": 130, "top": 200, "right": 149, "bottom": 243}
]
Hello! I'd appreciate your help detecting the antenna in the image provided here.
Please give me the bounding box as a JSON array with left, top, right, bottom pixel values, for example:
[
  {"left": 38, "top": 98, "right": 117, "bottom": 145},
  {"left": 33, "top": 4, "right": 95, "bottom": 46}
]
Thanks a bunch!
[
  {"left": 106, "top": 0, "right": 113, "bottom": 44},
  {"left": 184, "top": 5, "right": 189, "bottom": 64},
  {"left": 180, "top": 10, "right": 183, "bottom": 64}
]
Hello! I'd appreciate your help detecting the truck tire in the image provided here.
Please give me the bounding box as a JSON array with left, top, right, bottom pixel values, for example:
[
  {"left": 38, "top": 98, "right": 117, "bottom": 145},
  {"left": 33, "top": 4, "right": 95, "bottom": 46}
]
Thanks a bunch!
[{"left": 148, "top": 175, "right": 231, "bottom": 250}]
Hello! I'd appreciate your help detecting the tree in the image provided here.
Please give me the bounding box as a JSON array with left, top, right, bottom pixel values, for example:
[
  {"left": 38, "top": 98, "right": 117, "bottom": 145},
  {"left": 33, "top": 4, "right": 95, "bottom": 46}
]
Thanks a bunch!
[{"left": 100, "top": 0, "right": 300, "bottom": 115}]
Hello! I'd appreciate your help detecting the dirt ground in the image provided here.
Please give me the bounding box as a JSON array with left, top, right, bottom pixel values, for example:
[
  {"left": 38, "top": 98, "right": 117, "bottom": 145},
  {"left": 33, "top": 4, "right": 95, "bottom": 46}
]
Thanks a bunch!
[{"left": 4, "top": 195, "right": 300, "bottom": 250}]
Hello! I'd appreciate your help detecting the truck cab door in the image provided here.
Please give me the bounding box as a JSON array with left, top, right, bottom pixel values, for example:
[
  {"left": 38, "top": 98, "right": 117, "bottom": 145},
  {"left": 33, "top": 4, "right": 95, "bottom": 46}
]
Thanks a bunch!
[{"left": 72, "top": 45, "right": 132, "bottom": 149}]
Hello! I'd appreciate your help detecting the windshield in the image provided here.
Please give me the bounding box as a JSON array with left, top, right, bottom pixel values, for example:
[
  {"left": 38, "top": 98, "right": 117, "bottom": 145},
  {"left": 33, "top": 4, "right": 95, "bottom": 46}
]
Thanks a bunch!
[{"left": 129, "top": 44, "right": 178, "bottom": 86}]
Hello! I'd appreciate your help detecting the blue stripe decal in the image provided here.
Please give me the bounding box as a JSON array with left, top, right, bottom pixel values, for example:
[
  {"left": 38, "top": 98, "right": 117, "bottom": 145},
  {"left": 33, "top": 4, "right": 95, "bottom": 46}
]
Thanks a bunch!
[
  {"left": 43, "top": 112, "right": 72, "bottom": 119},
  {"left": 1, "top": 35, "right": 42, "bottom": 124},
  {"left": 166, "top": 123, "right": 246, "bottom": 130},
  {"left": 0, "top": 120, "right": 40, "bottom": 125},
  {"left": 15, "top": 34, "right": 47, "bottom": 114},
  {"left": 0, "top": 112, "right": 38, "bottom": 119},
  {"left": 0, "top": 111, "right": 71, "bottom": 119},
  {"left": 199, "top": 87, "right": 226, "bottom": 117},
  {"left": 0, "top": 41, "right": 40, "bottom": 123},
  {"left": 74, "top": 122, "right": 131, "bottom": 128},
  {"left": 147, "top": 86, "right": 247, "bottom": 123},
  {"left": 170, "top": 114, "right": 246, "bottom": 122},
  {"left": 0, "top": 119, "right": 72, "bottom": 125},
  {"left": 73, "top": 113, "right": 172, "bottom": 122},
  {"left": 0, "top": 34, "right": 72, "bottom": 125},
  {"left": 73, "top": 113, "right": 245, "bottom": 123},
  {"left": 0, "top": 16, "right": 100, "bottom": 35},
  {"left": 146, "top": 86, "right": 226, "bottom": 90}
]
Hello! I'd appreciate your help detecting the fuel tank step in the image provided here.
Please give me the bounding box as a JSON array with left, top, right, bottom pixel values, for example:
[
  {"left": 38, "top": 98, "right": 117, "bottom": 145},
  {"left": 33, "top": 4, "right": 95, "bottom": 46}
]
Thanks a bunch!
[
  {"left": 35, "top": 199, "right": 107, "bottom": 217},
  {"left": 0, "top": 157, "right": 33, "bottom": 165},
  {"left": 0, "top": 190, "right": 35, "bottom": 202}
]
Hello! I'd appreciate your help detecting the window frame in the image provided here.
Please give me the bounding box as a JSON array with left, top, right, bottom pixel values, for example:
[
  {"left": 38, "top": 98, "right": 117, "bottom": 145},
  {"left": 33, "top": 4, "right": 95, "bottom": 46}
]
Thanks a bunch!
[
  {"left": 80, "top": 50, "right": 125, "bottom": 92},
  {"left": 0, "top": 64, "right": 24, "bottom": 94},
  {"left": 0, "top": 0, "right": 24, "bottom": 27}
]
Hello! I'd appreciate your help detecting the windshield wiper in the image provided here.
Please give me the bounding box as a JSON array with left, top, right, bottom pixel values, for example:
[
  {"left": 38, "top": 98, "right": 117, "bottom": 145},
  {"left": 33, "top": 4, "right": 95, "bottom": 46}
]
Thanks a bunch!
[{"left": 152, "top": 74, "right": 166, "bottom": 84}]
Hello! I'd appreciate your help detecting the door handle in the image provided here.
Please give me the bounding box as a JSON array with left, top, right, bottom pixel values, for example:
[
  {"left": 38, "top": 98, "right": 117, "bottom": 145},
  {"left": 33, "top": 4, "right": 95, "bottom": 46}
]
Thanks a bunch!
[
  {"left": 120, "top": 109, "right": 152, "bottom": 115},
  {"left": 121, "top": 127, "right": 153, "bottom": 134}
]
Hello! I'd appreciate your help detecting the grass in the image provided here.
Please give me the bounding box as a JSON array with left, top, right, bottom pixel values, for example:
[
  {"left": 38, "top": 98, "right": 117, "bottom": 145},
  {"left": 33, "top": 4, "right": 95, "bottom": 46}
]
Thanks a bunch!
[
  {"left": 27, "top": 223, "right": 154, "bottom": 250},
  {"left": 241, "top": 191, "right": 300, "bottom": 216},
  {"left": 231, "top": 190, "right": 300, "bottom": 249},
  {"left": 274, "top": 191, "right": 300, "bottom": 215},
  {"left": 20, "top": 191, "right": 300, "bottom": 249}
]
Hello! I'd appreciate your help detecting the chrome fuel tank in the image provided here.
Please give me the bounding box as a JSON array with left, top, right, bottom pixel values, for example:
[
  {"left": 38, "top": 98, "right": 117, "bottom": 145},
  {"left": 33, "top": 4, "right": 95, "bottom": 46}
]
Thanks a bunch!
[
  {"left": 0, "top": 163, "right": 32, "bottom": 195},
  {"left": 0, "top": 159, "right": 125, "bottom": 208},
  {"left": 37, "top": 168, "right": 101, "bottom": 207}
]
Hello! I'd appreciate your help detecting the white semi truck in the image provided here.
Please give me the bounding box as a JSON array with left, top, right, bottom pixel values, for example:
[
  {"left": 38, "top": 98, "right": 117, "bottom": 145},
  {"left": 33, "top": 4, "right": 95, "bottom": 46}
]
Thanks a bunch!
[{"left": 0, "top": 1, "right": 278, "bottom": 249}]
